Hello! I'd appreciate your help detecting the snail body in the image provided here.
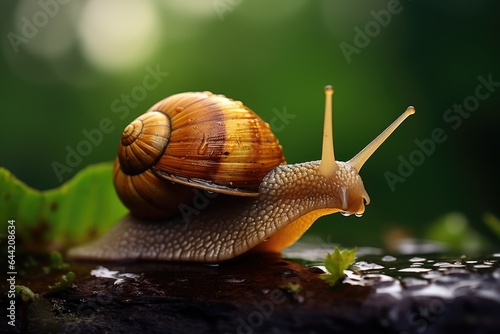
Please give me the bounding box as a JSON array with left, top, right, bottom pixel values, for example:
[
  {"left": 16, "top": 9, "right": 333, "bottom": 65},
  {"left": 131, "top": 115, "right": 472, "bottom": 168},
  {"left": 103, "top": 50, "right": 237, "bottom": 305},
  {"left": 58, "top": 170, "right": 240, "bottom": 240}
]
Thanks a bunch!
[{"left": 69, "top": 87, "right": 415, "bottom": 262}]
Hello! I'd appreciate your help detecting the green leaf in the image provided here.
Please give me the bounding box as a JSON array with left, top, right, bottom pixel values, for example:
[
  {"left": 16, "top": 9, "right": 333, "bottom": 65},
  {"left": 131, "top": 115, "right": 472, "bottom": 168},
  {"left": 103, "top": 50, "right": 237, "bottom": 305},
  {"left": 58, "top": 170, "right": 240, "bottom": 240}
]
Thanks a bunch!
[
  {"left": 47, "top": 271, "right": 75, "bottom": 296},
  {"left": 279, "top": 282, "right": 305, "bottom": 303},
  {"left": 425, "top": 212, "right": 487, "bottom": 253},
  {"left": 15, "top": 285, "right": 36, "bottom": 302},
  {"left": 0, "top": 163, "right": 127, "bottom": 252},
  {"left": 320, "top": 246, "right": 357, "bottom": 286},
  {"left": 50, "top": 251, "right": 69, "bottom": 270}
]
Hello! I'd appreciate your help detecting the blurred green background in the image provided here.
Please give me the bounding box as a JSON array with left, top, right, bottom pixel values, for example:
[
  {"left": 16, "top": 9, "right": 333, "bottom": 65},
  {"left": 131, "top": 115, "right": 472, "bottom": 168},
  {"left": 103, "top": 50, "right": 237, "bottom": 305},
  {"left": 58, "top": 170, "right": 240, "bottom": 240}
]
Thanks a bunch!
[{"left": 1, "top": 0, "right": 499, "bottom": 251}]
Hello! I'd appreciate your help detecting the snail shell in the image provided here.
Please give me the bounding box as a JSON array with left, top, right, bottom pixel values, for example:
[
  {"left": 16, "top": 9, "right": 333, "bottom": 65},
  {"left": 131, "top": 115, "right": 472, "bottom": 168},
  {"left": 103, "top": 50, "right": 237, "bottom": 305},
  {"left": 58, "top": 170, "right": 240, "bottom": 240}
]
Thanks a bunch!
[{"left": 113, "top": 91, "right": 285, "bottom": 219}]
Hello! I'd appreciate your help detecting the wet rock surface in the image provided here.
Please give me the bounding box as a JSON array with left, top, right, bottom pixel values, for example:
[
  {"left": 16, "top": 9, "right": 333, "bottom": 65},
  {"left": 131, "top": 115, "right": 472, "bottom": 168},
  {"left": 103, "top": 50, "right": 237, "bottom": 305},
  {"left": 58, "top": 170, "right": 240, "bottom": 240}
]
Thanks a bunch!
[{"left": 4, "top": 245, "right": 500, "bottom": 334}]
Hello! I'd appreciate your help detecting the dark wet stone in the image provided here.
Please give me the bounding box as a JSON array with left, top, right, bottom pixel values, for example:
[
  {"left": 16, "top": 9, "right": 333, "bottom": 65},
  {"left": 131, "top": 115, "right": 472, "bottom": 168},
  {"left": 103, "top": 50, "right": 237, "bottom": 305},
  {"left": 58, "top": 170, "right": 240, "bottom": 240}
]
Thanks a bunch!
[{"left": 3, "top": 249, "right": 500, "bottom": 334}]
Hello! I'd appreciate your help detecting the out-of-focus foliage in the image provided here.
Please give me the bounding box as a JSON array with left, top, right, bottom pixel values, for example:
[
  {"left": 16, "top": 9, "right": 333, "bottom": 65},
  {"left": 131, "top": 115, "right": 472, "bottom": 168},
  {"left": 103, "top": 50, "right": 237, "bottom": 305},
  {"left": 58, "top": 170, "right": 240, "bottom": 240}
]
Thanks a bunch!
[
  {"left": 15, "top": 285, "right": 36, "bottom": 303},
  {"left": 47, "top": 271, "right": 75, "bottom": 296},
  {"left": 0, "top": 164, "right": 126, "bottom": 251},
  {"left": 484, "top": 213, "right": 500, "bottom": 239},
  {"left": 425, "top": 212, "right": 489, "bottom": 254}
]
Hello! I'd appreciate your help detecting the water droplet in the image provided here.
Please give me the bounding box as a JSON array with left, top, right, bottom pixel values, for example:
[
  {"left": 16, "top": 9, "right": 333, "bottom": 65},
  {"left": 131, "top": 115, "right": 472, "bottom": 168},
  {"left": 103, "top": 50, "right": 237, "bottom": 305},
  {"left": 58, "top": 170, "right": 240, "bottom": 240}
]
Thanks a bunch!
[
  {"left": 175, "top": 106, "right": 185, "bottom": 113},
  {"left": 225, "top": 277, "right": 245, "bottom": 283},
  {"left": 341, "top": 212, "right": 351, "bottom": 217},
  {"left": 433, "top": 262, "right": 450, "bottom": 267},
  {"left": 433, "top": 262, "right": 465, "bottom": 268},
  {"left": 381, "top": 255, "right": 397, "bottom": 262},
  {"left": 398, "top": 268, "right": 431, "bottom": 273},
  {"left": 198, "top": 134, "right": 208, "bottom": 155},
  {"left": 409, "top": 257, "right": 426, "bottom": 262},
  {"left": 351, "top": 261, "right": 384, "bottom": 271},
  {"left": 198, "top": 142, "right": 208, "bottom": 155},
  {"left": 355, "top": 213, "right": 363, "bottom": 218},
  {"left": 90, "top": 266, "right": 139, "bottom": 285},
  {"left": 473, "top": 264, "right": 492, "bottom": 269},
  {"left": 312, "top": 266, "right": 328, "bottom": 274}
]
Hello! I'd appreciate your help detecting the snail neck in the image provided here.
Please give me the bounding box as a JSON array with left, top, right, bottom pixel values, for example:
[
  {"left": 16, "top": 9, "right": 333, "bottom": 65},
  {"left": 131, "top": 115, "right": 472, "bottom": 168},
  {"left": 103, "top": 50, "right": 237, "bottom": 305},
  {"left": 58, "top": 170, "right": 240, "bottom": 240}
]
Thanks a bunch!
[{"left": 252, "top": 160, "right": 368, "bottom": 252}]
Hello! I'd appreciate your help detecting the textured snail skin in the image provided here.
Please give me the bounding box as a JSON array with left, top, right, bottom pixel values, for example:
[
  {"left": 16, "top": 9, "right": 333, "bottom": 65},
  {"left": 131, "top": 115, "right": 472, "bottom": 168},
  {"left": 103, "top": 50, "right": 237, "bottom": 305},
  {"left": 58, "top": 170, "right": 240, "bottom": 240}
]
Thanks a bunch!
[{"left": 68, "top": 161, "right": 368, "bottom": 262}]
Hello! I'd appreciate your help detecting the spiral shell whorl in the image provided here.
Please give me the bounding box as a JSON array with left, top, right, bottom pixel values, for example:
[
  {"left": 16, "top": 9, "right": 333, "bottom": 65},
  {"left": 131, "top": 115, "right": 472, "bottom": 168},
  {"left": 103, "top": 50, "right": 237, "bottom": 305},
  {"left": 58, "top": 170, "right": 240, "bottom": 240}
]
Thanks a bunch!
[
  {"left": 117, "top": 111, "right": 171, "bottom": 175},
  {"left": 148, "top": 91, "right": 285, "bottom": 191}
]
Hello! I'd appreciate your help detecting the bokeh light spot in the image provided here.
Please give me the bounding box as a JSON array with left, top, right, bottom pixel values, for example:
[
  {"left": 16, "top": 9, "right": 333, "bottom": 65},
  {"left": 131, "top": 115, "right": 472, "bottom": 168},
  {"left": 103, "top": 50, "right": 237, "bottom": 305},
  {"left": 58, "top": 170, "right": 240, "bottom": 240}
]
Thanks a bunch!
[
  {"left": 78, "top": 0, "right": 162, "bottom": 73},
  {"left": 13, "top": 0, "right": 81, "bottom": 59}
]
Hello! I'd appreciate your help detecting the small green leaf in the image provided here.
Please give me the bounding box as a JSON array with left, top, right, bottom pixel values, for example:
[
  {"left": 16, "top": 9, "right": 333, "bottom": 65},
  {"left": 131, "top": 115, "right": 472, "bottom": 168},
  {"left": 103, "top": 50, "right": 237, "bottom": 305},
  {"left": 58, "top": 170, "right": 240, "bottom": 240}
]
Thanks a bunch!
[
  {"left": 321, "top": 246, "right": 357, "bottom": 286},
  {"left": 280, "top": 282, "right": 303, "bottom": 294},
  {"left": 280, "top": 282, "right": 305, "bottom": 303},
  {"left": 50, "top": 251, "right": 69, "bottom": 270},
  {"left": 15, "top": 285, "right": 36, "bottom": 302},
  {"left": 47, "top": 271, "right": 75, "bottom": 296},
  {"left": 0, "top": 163, "right": 127, "bottom": 252}
]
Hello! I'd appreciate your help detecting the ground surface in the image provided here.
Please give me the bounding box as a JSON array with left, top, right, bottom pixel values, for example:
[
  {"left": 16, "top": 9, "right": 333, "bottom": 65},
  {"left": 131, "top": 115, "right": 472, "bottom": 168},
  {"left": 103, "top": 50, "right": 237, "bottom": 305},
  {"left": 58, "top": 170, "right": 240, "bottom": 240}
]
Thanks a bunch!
[{"left": 3, "top": 243, "right": 500, "bottom": 334}]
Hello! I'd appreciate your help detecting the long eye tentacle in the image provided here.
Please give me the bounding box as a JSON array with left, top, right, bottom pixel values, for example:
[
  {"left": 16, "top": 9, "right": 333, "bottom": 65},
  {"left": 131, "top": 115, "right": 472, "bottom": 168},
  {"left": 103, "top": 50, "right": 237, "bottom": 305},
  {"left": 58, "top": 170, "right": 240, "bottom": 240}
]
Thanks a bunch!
[
  {"left": 319, "top": 85, "right": 338, "bottom": 177},
  {"left": 348, "top": 106, "right": 415, "bottom": 172}
]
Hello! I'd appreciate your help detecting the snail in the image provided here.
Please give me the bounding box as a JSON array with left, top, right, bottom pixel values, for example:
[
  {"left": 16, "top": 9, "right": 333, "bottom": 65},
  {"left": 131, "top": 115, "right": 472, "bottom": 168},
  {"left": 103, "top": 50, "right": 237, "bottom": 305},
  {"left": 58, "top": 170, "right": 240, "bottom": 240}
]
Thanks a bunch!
[{"left": 69, "top": 87, "right": 415, "bottom": 262}]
